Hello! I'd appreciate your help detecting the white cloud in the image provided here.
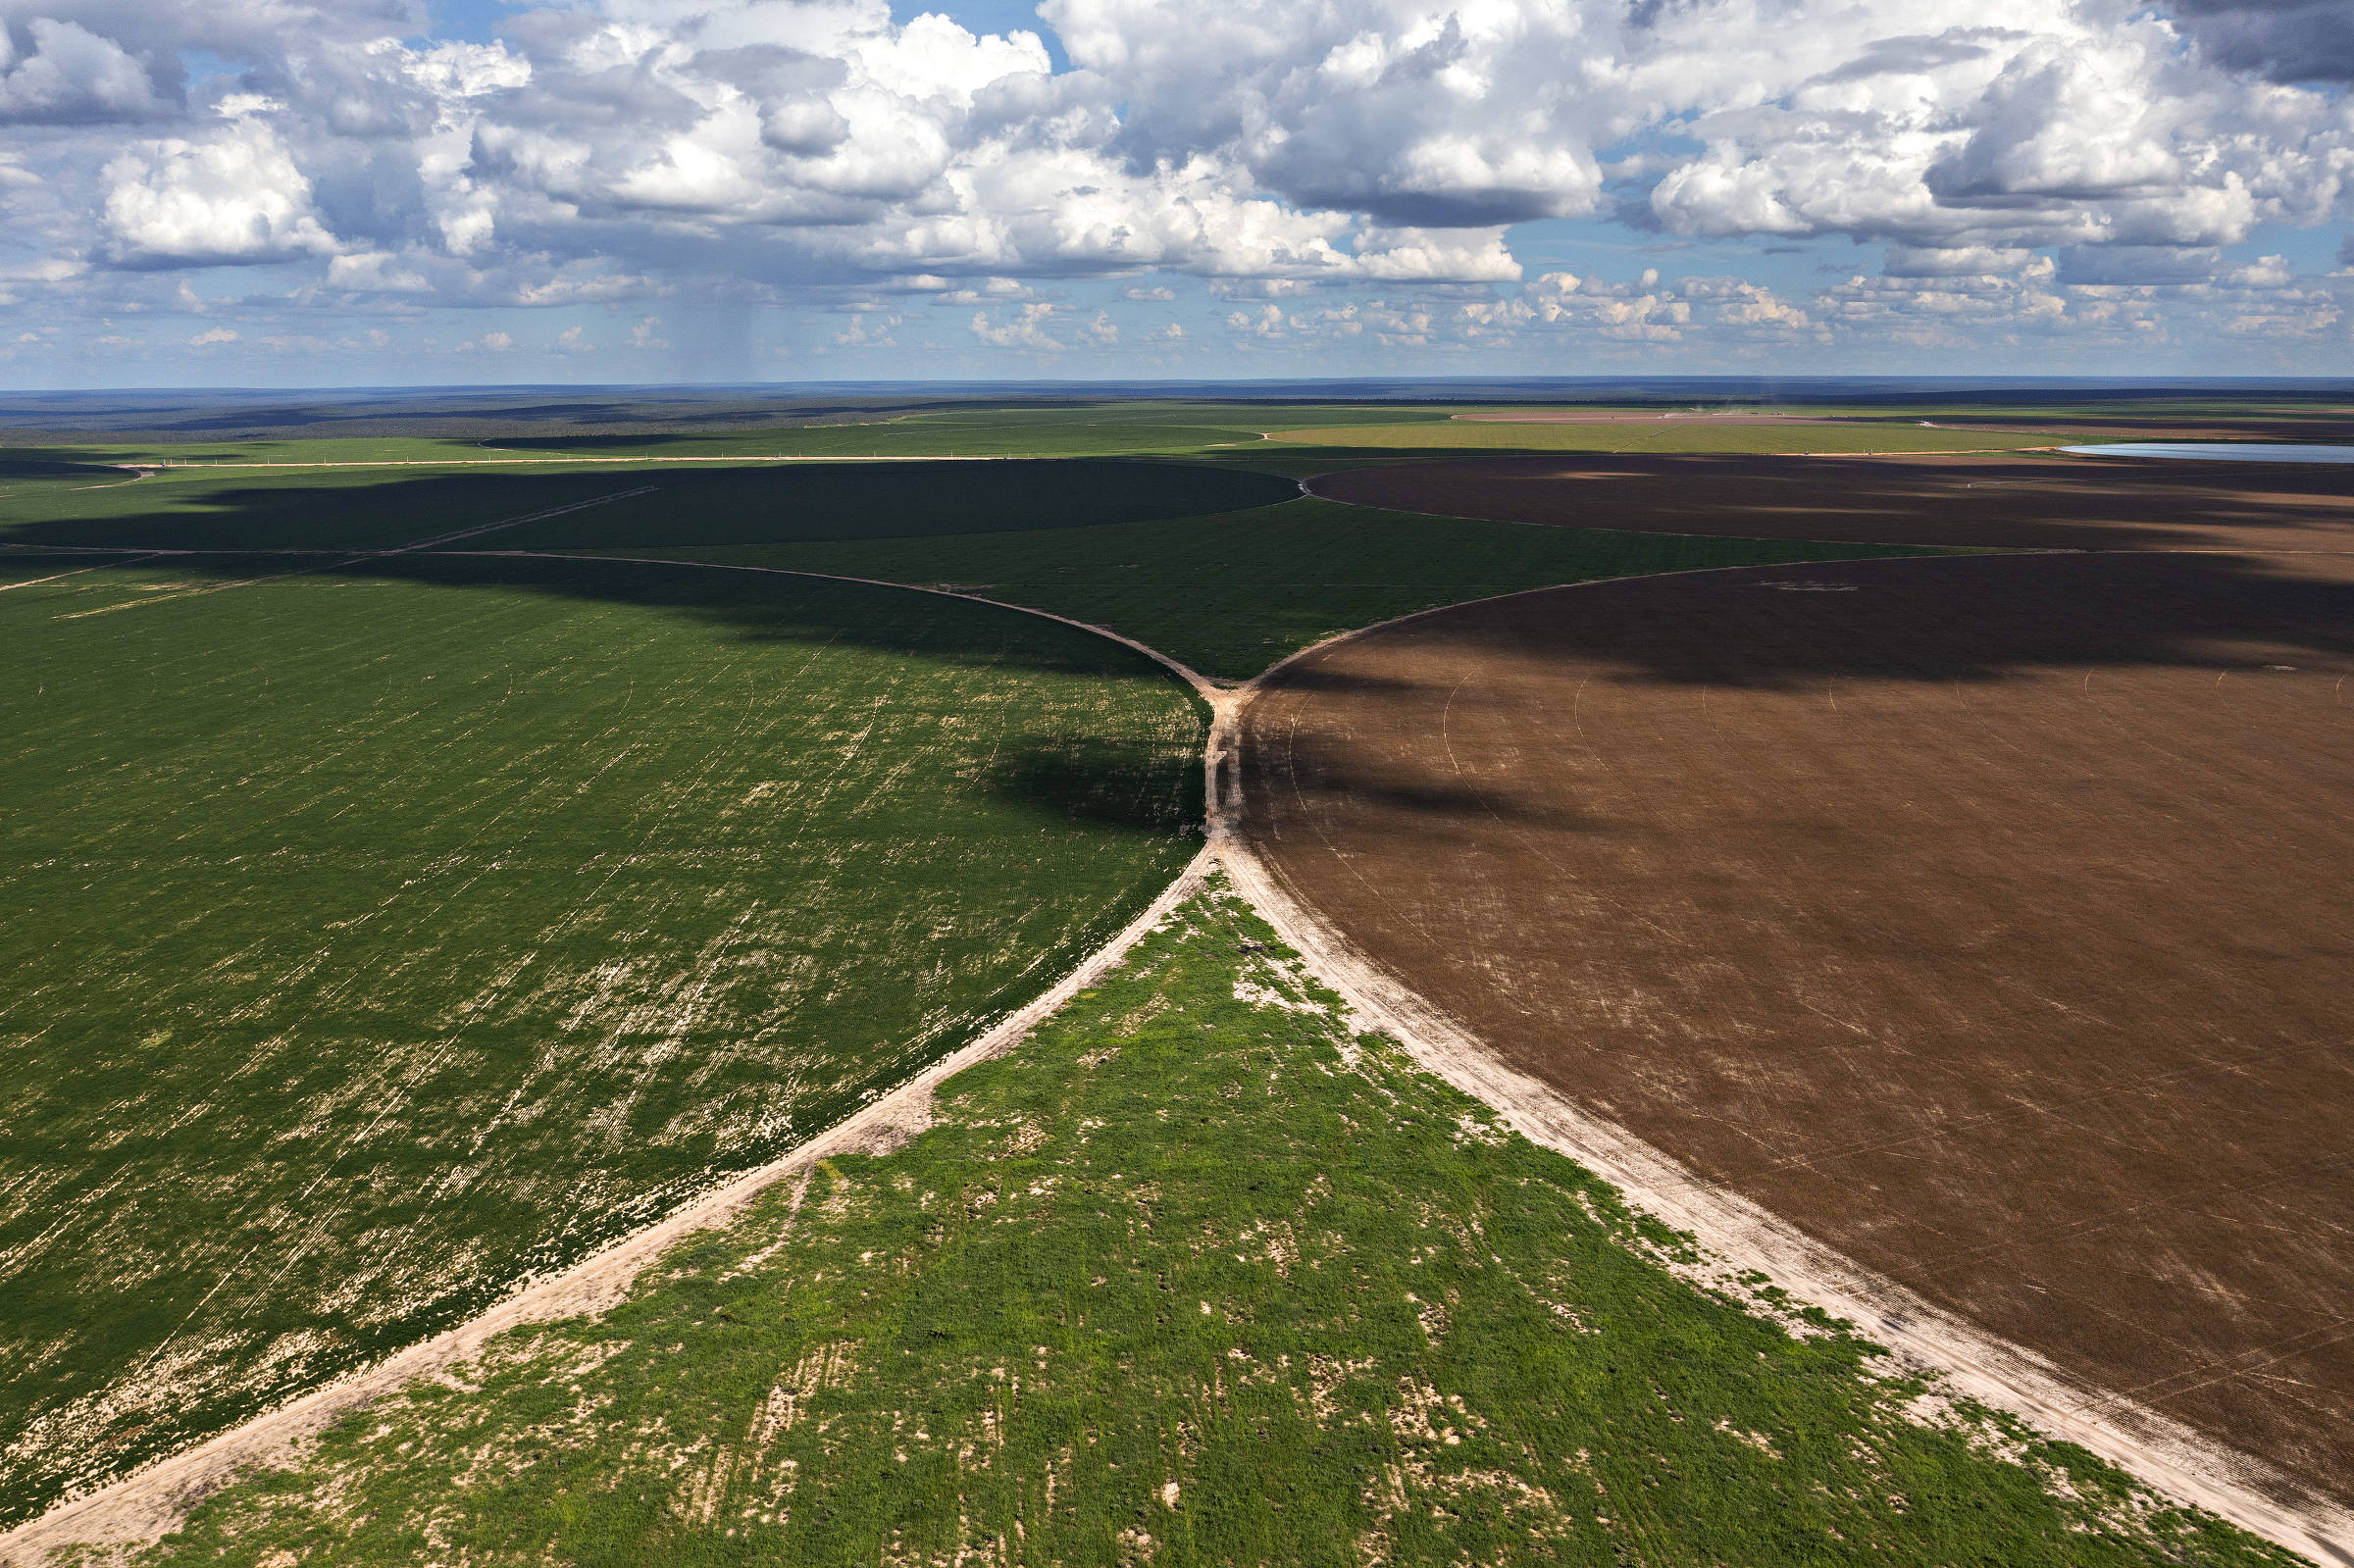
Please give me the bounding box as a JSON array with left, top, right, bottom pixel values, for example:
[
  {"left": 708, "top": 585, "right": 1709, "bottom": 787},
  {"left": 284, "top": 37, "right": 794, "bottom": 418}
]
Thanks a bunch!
[
  {"left": 0, "top": 17, "right": 166, "bottom": 123},
  {"left": 0, "top": 0, "right": 2340, "bottom": 368},
  {"left": 101, "top": 120, "right": 339, "bottom": 268},
  {"left": 968, "top": 301, "right": 1064, "bottom": 350}
]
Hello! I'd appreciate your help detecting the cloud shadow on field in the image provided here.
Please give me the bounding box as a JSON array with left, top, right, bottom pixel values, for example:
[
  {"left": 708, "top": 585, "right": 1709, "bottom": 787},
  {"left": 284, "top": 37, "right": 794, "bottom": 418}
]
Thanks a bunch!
[
  {"left": 0, "top": 461, "right": 1297, "bottom": 554},
  {"left": 1290, "top": 549, "right": 2354, "bottom": 695},
  {"left": 984, "top": 734, "right": 1204, "bottom": 834},
  {"left": 11, "top": 549, "right": 1213, "bottom": 846},
  {"left": 1309, "top": 451, "right": 2354, "bottom": 556},
  {"left": 1246, "top": 725, "right": 1604, "bottom": 838}
]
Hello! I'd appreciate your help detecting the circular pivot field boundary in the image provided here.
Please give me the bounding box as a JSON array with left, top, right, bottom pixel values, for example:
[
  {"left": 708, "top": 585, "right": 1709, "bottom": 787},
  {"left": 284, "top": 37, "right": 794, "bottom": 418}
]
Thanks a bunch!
[
  {"left": 5, "top": 548, "right": 2346, "bottom": 1567},
  {"left": 1213, "top": 562, "right": 2354, "bottom": 1568},
  {"left": 0, "top": 557, "right": 1218, "bottom": 1567}
]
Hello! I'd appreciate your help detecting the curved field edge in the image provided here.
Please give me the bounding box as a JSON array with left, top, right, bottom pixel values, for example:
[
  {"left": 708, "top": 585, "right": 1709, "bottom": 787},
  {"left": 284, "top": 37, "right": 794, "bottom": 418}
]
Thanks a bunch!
[
  {"left": 0, "top": 554, "right": 1205, "bottom": 1530},
  {"left": 64, "top": 880, "right": 2297, "bottom": 1568},
  {"left": 1219, "top": 562, "right": 2354, "bottom": 1564},
  {"left": 569, "top": 496, "right": 1966, "bottom": 683}
]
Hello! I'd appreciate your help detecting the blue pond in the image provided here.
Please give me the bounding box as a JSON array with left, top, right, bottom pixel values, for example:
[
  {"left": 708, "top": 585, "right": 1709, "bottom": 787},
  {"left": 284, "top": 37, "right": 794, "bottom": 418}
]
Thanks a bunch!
[{"left": 2060, "top": 442, "right": 2354, "bottom": 464}]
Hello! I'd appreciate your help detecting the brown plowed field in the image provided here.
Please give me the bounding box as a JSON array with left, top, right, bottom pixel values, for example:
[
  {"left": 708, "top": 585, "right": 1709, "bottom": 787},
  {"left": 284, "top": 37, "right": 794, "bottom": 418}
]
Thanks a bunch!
[
  {"left": 1311, "top": 452, "right": 2354, "bottom": 553},
  {"left": 1239, "top": 547, "right": 2354, "bottom": 1503}
]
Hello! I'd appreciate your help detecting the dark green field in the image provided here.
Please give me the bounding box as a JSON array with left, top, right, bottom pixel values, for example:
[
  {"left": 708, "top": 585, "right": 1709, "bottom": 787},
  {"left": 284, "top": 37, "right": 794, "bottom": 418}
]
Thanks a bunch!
[
  {"left": 132, "top": 885, "right": 2291, "bottom": 1568},
  {"left": 0, "top": 459, "right": 1294, "bottom": 552},
  {"left": 581, "top": 496, "right": 1956, "bottom": 681},
  {"left": 0, "top": 552, "right": 1203, "bottom": 1526}
]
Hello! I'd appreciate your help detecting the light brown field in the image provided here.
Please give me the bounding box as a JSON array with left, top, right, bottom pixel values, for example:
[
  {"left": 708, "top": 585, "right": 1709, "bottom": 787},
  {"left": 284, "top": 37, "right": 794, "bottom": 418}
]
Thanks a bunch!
[{"left": 1240, "top": 519, "right": 2354, "bottom": 1506}]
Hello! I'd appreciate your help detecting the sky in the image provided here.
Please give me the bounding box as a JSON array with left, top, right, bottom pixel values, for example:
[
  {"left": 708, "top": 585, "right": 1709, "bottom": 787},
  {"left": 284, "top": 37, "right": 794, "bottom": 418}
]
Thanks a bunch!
[{"left": 1, "top": 0, "right": 2351, "bottom": 386}]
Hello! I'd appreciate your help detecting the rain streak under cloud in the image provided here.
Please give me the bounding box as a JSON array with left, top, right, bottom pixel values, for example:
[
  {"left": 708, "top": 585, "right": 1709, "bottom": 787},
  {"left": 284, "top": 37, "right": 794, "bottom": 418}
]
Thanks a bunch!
[{"left": 0, "top": 0, "right": 2350, "bottom": 382}]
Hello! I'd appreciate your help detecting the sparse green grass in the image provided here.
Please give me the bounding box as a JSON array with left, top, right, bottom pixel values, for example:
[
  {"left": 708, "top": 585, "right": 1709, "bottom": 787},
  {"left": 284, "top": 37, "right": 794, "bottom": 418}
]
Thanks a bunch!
[
  {"left": 598, "top": 497, "right": 1964, "bottom": 681},
  {"left": 1268, "top": 422, "right": 2061, "bottom": 454},
  {"left": 0, "top": 554, "right": 1203, "bottom": 1528},
  {"left": 138, "top": 883, "right": 2294, "bottom": 1568}
]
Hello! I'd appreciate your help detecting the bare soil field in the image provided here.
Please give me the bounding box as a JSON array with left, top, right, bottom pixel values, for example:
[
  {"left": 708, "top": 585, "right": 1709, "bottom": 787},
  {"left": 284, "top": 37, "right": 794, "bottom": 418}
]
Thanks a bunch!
[
  {"left": 1310, "top": 452, "right": 2354, "bottom": 553},
  {"left": 1449, "top": 411, "right": 1827, "bottom": 424},
  {"left": 1449, "top": 412, "right": 2354, "bottom": 441},
  {"left": 1239, "top": 547, "right": 2354, "bottom": 1508}
]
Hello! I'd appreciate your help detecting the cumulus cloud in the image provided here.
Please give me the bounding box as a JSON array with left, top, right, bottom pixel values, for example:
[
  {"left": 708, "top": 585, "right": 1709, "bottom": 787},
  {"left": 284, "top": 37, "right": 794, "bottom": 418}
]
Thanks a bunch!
[
  {"left": 0, "top": 0, "right": 2344, "bottom": 366},
  {"left": 2166, "top": 0, "right": 2354, "bottom": 84},
  {"left": 0, "top": 16, "right": 165, "bottom": 122},
  {"left": 102, "top": 118, "right": 340, "bottom": 267}
]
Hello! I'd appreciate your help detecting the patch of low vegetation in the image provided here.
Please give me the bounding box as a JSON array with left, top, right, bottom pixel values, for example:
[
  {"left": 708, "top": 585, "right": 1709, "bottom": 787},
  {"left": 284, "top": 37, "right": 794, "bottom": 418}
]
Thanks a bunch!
[
  {"left": 139, "top": 882, "right": 2293, "bottom": 1567},
  {"left": 605, "top": 497, "right": 1963, "bottom": 680},
  {"left": 0, "top": 555, "right": 1203, "bottom": 1527}
]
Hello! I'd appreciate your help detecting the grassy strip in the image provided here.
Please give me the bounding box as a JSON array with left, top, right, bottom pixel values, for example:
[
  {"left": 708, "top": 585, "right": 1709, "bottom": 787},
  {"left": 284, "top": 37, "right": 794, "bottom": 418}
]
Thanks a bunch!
[
  {"left": 1268, "top": 423, "right": 2060, "bottom": 454},
  {"left": 0, "top": 407, "right": 1458, "bottom": 469},
  {"left": 591, "top": 498, "right": 1967, "bottom": 681},
  {"left": 141, "top": 881, "right": 2292, "bottom": 1567},
  {"left": 0, "top": 555, "right": 1203, "bottom": 1527}
]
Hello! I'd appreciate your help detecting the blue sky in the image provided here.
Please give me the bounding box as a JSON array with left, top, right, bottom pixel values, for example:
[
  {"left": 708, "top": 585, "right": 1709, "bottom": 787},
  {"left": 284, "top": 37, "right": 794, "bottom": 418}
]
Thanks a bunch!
[{"left": 0, "top": 0, "right": 2348, "bottom": 386}]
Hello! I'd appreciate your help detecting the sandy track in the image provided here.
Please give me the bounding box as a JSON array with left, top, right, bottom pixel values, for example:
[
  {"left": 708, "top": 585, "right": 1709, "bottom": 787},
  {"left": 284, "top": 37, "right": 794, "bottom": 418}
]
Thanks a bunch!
[
  {"left": 1219, "top": 827, "right": 2354, "bottom": 1565},
  {"left": 1230, "top": 552, "right": 2354, "bottom": 1563},
  {"left": 2, "top": 855, "right": 1214, "bottom": 1566},
  {"left": 9, "top": 545, "right": 2349, "bottom": 1566},
  {"left": 0, "top": 555, "right": 1224, "bottom": 1566}
]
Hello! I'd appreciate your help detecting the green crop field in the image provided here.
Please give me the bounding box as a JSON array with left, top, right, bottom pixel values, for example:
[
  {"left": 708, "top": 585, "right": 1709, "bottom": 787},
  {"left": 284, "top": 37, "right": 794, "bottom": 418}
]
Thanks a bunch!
[
  {"left": 592, "top": 496, "right": 1959, "bottom": 681},
  {"left": 9, "top": 398, "right": 2294, "bottom": 1561},
  {"left": 0, "top": 404, "right": 1461, "bottom": 469},
  {"left": 1268, "top": 421, "right": 2062, "bottom": 454},
  {"left": 0, "top": 552, "right": 1203, "bottom": 1527},
  {"left": 0, "top": 458, "right": 1294, "bottom": 553},
  {"left": 133, "top": 883, "right": 2290, "bottom": 1568}
]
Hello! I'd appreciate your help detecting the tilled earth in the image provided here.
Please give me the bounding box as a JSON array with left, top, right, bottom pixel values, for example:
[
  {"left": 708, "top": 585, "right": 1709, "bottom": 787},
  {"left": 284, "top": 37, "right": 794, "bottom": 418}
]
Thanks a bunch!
[
  {"left": 1309, "top": 451, "right": 2354, "bottom": 554},
  {"left": 1240, "top": 540, "right": 2354, "bottom": 1505}
]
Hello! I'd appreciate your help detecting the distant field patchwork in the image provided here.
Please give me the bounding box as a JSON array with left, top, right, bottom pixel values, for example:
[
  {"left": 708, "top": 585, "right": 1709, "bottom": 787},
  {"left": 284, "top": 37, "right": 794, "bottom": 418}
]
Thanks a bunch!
[{"left": 0, "top": 553, "right": 1203, "bottom": 1526}]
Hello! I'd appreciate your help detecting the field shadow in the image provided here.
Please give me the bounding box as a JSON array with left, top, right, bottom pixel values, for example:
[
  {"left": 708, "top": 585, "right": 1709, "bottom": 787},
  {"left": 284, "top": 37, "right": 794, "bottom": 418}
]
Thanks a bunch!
[
  {"left": 1250, "top": 729, "right": 1602, "bottom": 840},
  {"left": 12, "top": 550, "right": 1212, "bottom": 856},
  {"left": 1310, "top": 452, "right": 2354, "bottom": 555},
  {"left": 0, "top": 461, "right": 1298, "bottom": 553},
  {"left": 985, "top": 734, "right": 1205, "bottom": 833},
  {"left": 1290, "top": 550, "right": 2354, "bottom": 694}
]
